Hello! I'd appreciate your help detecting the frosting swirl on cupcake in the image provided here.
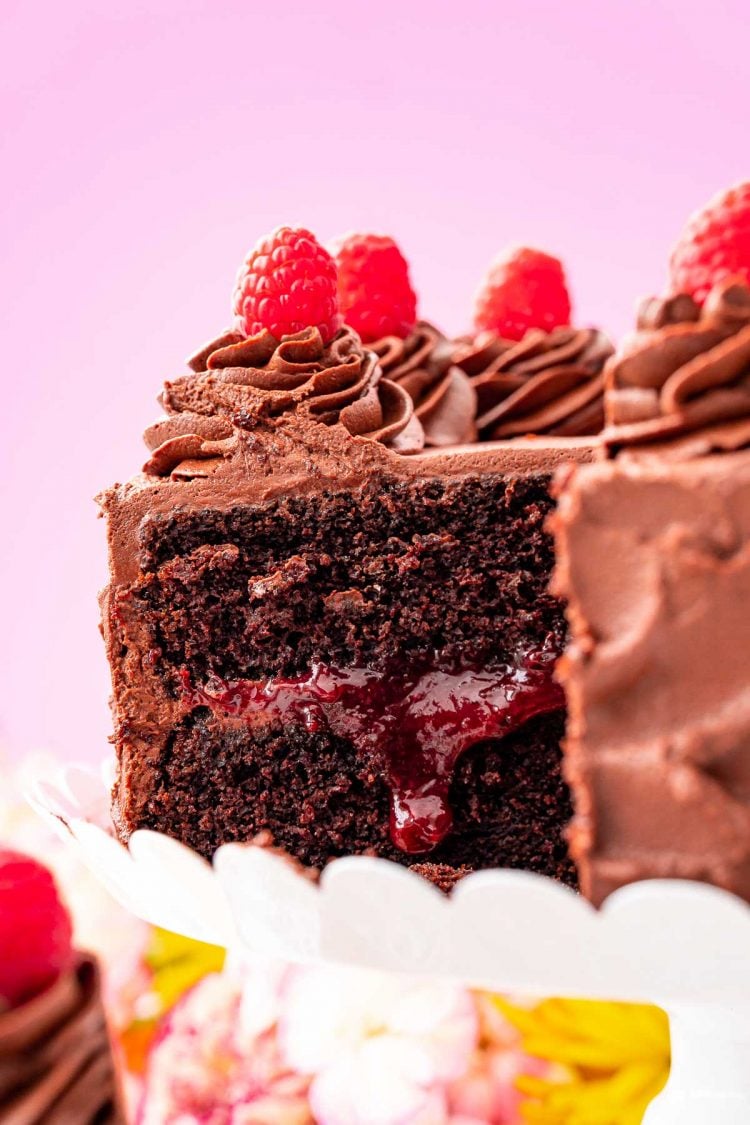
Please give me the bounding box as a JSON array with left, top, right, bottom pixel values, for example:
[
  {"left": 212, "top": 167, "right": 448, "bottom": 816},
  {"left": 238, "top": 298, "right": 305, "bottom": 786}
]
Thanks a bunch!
[
  {"left": 453, "top": 325, "right": 613, "bottom": 439},
  {"left": 144, "top": 325, "right": 424, "bottom": 476},
  {"left": 605, "top": 278, "right": 750, "bottom": 460},
  {"left": 0, "top": 957, "right": 123, "bottom": 1122},
  {"left": 369, "top": 322, "right": 477, "bottom": 446}
]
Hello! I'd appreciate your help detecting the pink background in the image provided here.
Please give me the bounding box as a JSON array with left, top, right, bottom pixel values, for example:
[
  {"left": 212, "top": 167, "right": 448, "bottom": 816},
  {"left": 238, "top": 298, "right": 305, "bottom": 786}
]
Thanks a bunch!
[{"left": 2, "top": 0, "right": 747, "bottom": 761}]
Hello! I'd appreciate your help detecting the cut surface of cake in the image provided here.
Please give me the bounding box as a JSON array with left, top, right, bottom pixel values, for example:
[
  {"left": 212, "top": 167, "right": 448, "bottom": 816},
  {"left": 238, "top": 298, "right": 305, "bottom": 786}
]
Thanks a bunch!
[
  {"left": 100, "top": 226, "right": 612, "bottom": 886},
  {"left": 553, "top": 280, "right": 750, "bottom": 905}
]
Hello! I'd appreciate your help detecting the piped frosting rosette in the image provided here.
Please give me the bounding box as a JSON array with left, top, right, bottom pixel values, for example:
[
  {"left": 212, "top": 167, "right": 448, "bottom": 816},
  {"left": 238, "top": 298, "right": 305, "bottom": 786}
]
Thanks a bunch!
[
  {"left": 605, "top": 278, "right": 750, "bottom": 460},
  {"left": 369, "top": 322, "right": 478, "bottom": 446},
  {"left": 453, "top": 326, "right": 613, "bottom": 440},
  {"left": 144, "top": 325, "right": 424, "bottom": 478},
  {"left": 0, "top": 957, "right": 123, "bottom": 1121}
]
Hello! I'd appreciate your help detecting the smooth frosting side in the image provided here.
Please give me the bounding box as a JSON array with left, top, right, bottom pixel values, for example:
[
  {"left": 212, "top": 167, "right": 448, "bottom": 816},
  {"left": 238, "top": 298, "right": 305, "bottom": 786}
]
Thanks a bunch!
[
  {"left": 0, "top": 956, "right": 124, "bottom": 1122},
  {"left": 552, "top": 452, "right": 750, "bottom": 906},
  {"left": 605, "top": 279, "right": 750, "bottom": 461},
  {"left": 369, "top": 322, "right": 478, "bottom": 446},
  {"left": 453, "top": 325, "right": 613, "bottom": 439}
]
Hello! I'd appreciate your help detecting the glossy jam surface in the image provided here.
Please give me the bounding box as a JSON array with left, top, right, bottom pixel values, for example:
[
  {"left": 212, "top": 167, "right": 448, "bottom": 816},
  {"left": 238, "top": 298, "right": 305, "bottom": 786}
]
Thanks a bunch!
[{"left": 182, "top": 644, "right": 563, "bottom": 854}]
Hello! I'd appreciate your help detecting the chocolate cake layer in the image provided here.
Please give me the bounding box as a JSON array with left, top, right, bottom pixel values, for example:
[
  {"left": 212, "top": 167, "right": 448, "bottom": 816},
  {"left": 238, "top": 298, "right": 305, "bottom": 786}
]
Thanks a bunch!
[
  {"left": 136, "top": 474, "right": 561, "bottom": 685},
  {"left": 139, "top": 710, "right": 574, "bottom": 881},
  {"left": 106, "top": 469, "right": 576, "bottom": 879}
]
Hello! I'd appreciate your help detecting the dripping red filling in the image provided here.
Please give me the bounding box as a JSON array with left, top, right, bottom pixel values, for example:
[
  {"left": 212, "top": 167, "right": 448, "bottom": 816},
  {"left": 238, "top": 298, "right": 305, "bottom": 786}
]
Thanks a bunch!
[{"left": 181, "top": 641, "right": 563, "bottom": 854}]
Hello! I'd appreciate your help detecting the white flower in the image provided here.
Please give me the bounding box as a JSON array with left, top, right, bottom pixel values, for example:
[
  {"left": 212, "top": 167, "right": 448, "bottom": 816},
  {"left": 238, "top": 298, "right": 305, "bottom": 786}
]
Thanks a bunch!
[{"left": 278, "top": 965, "right": 478, "bottom": 1125}]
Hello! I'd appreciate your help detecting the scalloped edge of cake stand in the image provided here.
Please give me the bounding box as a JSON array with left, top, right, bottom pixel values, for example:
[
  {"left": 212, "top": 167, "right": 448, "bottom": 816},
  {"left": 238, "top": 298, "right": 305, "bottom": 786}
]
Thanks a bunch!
[{"left": 27, "top": 763, "right": 750, "bottom": 1123}]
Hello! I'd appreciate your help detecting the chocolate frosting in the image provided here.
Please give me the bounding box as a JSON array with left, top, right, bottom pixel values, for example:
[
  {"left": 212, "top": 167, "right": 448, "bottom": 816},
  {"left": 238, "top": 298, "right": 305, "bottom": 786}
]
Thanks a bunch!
[
  {"left": 102, "top": 428, "right": 597, "bottom": 849},
  {"left": 453, "top": 325, "right": 613, "bottom": 440},
  {"left": 605, "top": 278, "right": 750, "bottom": 461},
  {"left": 144, "top": 324, "right": 424, "bottom": 478},
  {"left": 0, "top": 956, "right": 124, "bottom": 1122},
  {"left": 552, "top": 452, "right": 750, "bottom": 906},
  {"left": 103, "top": 313, "right": 604, "bottom": 856},
  {"left": 369, "top": 322, "right": 478, "bottom": 446}
]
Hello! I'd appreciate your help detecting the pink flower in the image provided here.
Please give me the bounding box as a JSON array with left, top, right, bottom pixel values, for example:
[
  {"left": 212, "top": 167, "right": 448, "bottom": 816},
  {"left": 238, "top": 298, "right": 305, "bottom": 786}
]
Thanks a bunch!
[
  {"left": 447, "top": 1047, "right": 551, "bottom": 1124},
  {"left": 278, "top": 965, "right": 479, "bottom": 1125},
  {"left": 139, "top": 973, "right": 312, "bottom": 1124},
  {"left": 446, "top": 996, "right": 564, "bottom": 1124}
]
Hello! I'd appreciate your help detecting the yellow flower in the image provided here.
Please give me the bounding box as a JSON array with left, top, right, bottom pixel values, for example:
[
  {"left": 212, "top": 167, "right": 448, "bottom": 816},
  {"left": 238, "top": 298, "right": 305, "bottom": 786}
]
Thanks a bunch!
[
  {"left": 145, "top": 927, "right": 226, "bottom": 1011},
  {"left": 120, "top": 927, "right": 226, "bottom": 1072},
  {"left": 494, "top": 996, "right": 670, "bottom": 1125}
]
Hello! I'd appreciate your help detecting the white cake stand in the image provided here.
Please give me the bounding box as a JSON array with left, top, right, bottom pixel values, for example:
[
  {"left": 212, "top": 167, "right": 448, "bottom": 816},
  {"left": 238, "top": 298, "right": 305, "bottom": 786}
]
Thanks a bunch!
[{"left": 29, "top": 764, "right": 750, "bottom": 1124}]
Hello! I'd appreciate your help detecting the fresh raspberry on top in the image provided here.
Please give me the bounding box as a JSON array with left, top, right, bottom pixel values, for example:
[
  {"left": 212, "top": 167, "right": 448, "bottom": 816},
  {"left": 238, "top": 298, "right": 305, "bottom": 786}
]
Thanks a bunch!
[
  {"left": 332, "top": 233, "right": 418, "bottom": 342},
  {"left": 233, "top": 226, "right": 343, "bottom": 343},
  {"left": 0, "top": 849, "right": 74, "bottom": 1009},
  {"left": 670, "top": 181, "right": 750, "bottom": 304},
  {"left": 473, "top": 246, "right": 572, "bottom": 341}
]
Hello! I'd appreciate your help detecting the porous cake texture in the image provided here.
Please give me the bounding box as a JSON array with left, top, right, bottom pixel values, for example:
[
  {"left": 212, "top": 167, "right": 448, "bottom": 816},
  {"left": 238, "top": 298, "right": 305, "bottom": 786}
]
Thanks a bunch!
[{"left": 100, "top": 318, "right": 603, "bottom": 886}]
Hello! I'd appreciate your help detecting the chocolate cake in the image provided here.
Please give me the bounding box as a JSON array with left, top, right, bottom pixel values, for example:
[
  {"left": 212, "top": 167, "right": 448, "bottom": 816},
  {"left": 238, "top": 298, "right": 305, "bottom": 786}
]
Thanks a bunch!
[
  {"left": 100, "top": 224, "right": 615, "bottom": 885},
  {"left": 553, "top": 279, "right": 750, "bottom": 905}
]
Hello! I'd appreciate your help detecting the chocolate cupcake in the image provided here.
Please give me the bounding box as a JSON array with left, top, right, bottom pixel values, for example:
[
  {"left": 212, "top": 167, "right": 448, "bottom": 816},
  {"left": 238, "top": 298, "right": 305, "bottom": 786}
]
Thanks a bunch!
[{"left": 0, "top": 849, "right": 124, "bottom": 1122}]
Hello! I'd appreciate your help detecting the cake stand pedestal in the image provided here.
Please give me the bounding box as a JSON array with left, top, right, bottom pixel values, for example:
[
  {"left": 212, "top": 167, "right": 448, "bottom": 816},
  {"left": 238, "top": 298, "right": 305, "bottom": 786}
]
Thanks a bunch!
[
  {"left": 643, "top": 1004, "right": 750, "bottom": 1124},
  {"left": 29, "top": 765, "right": 750, "bottom": 1124}
]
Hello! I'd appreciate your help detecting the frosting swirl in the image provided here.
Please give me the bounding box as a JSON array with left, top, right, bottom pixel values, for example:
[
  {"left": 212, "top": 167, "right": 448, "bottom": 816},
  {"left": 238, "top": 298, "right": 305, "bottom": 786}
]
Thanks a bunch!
[
  {"left": 453, "top": 325, "right": 613, "bottom": 439},
  {"left": 144, "top": 325, "right": 424, "bottom": 477},
  {"left": 605, "top": 279, "right": 750, "bottom": 460},
  {"left": 0, "top": 957, "right": 123, "bottom": 1122},
  {"left": 369, "top": 322, "right": 477, "bottom": 446}
]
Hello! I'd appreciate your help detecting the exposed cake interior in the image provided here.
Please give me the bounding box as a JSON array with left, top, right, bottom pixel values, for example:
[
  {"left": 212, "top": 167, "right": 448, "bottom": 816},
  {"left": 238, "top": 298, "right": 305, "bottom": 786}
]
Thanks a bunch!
[{"left": 114, "top": 468, "right": 576, "bottom": 884}]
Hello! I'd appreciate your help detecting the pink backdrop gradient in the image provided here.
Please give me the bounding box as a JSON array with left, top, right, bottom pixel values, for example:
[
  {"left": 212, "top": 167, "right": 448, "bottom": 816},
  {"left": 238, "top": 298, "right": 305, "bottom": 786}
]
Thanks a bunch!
[{"left": 1, "top": 0, "right": 747, "bottom": 761}]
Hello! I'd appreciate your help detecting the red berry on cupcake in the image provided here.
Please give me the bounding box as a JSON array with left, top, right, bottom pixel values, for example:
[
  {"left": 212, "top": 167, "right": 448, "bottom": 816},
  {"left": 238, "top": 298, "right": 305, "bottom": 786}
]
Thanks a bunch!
[
  {"left": 0, "top": 849, "right": 74, "bottom": 1009},
  {"left": 473, "top": 246, "right": 572, "bottom": 341},
  {"left": 332, "top": 233, "right": 418, "bottom": 342},
  {"left": 670, "top": 181, "right": 750, "bottom": 305},
  {"left": 233, "top": 226, "right": 343, "bottom": 343}
]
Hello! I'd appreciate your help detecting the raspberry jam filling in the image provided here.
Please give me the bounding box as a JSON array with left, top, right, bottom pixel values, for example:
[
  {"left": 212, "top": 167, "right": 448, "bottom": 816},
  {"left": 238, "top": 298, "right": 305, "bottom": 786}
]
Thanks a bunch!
[{"left": 182, "top": 642, "right": 563, "bottom": 854}]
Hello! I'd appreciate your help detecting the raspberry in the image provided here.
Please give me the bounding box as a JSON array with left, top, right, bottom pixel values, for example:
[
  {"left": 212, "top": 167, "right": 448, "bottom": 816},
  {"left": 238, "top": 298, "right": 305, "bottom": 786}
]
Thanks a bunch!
[
  {"left": 232, "top": 226, "right": 342, "bottom": 343},
  {"left": 0, "top": 849, "right": 73, "bottom": 1009},
  {"left": 670, "top": 181, "right": 750, "bottom": 304},
  {"left": 332, "top": 233, "right": 418, "bottom": 342},
  {"left": 473, "top": 246, "right": 572, "bottom": 341}
]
